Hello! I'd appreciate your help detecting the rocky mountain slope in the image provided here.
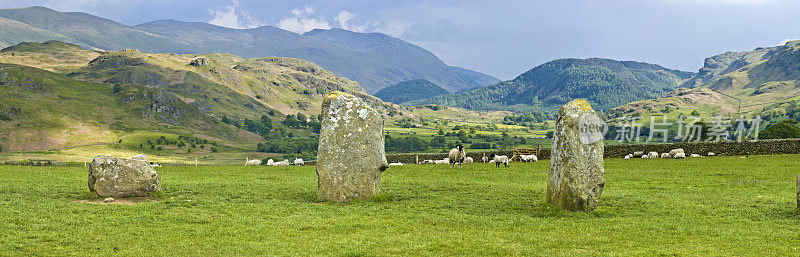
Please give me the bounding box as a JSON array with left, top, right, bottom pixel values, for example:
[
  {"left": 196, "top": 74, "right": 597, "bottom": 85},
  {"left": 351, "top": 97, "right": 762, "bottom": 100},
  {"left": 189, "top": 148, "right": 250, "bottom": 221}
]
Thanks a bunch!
[
  {"left": 0, "top": 41, "right": 397, "bottom": 151},
  {"left": 608, "top": 40, "right": 800, "bottom": 124},
  {"left": 0, "top": 63, "right": 257, "bottom": 151}
]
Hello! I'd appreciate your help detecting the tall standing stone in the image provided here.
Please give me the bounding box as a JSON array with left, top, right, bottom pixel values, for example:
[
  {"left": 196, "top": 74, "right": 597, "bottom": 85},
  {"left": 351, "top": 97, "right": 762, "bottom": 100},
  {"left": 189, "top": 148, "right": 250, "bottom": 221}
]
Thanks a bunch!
[
  {"left": 316, "top": 92, "right": 388, "bottom": 203},
  {"left": 88, "top": 155, "right": 161, "bottom": 197},
  {"left": 547, "top": 99, "right": 606, "bottom": 212}
]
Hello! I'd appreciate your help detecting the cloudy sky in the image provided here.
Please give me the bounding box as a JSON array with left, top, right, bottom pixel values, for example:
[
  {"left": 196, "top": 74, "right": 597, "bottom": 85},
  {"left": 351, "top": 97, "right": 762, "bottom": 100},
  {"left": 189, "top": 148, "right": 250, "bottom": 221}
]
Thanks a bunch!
[{"left": 0, "top": 0, "right": 799, "bottom": 79}]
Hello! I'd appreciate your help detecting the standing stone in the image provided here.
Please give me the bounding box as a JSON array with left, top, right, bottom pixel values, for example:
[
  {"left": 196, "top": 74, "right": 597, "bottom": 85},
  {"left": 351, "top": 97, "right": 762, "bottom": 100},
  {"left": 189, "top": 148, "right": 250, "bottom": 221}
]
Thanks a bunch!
[
  {"left": 547, "top": 99, "right": 606, "bottom": 212},
  {"left": 88, "top": 155, "right": 161, "bottom": 197},
  {"left": 316, "top": 92, "right": 388, "bottom": 203}
]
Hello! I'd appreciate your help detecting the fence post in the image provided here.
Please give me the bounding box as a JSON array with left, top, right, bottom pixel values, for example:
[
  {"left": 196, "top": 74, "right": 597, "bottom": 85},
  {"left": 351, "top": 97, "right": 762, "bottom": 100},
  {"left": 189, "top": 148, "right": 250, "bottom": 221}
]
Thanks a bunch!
[
  {"left": 195, "top": 158, "right": 198, "bottom": 167},
  {"left": 416, "top": 155, "right": 419, "bottom": 165}
]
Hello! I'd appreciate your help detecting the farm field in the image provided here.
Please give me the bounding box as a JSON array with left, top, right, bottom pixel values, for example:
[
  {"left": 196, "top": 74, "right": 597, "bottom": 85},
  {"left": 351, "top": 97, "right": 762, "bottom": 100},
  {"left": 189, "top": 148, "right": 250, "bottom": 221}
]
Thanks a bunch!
[{"left": 1, "top": 155, "right": 799, "bottom": 255}]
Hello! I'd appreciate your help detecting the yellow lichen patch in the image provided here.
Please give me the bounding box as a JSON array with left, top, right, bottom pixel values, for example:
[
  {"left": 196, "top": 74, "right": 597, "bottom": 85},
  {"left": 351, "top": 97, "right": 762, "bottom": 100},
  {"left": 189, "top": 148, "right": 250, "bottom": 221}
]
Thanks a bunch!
[
  {"left": 567, "top": 99, "right": 593, "bottom": 112},
  {"left": 324, "top": 91, "right": 349, "bottom": 103}
]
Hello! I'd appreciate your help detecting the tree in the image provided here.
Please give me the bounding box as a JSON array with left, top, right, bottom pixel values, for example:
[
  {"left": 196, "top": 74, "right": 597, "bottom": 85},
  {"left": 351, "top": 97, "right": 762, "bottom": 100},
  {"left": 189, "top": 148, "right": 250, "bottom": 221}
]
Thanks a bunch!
[
  {"left": 283, "top": 115, "right": 299, "bottom": 128},
  {"left": 760, "top": 120, "right": 800, "bottom": 139},
  {"left": 261, "top": 115, "right": 271, "bottom": 126}
]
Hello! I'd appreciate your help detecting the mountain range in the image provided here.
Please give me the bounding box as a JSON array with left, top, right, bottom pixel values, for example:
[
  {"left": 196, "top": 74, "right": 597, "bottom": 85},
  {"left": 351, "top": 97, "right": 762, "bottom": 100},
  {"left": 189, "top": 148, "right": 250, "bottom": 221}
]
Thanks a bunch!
[{"left": 0, "top": 6, "right": 499, "bottom": 93}]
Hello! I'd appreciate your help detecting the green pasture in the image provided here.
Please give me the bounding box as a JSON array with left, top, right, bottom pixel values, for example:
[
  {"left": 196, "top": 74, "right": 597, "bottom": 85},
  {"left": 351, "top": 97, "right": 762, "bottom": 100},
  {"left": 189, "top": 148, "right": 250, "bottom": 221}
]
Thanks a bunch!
[{"left": 1, "top": 155, "right": 798, "bottom": 255}]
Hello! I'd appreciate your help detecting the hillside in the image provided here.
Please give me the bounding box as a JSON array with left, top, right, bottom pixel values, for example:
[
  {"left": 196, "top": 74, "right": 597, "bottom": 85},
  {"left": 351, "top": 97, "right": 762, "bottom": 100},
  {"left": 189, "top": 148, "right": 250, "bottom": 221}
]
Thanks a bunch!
[
  {"left": 408, "top": 58, "right": 694, "bottom": 112},
  {"left": 0, "top": 6, "right": 191, "bottom": 53},
  {"left": 0, "top": 16, "right": 85, "bottom": 49},
  {"left": 608, "top": 40, "right": 800, "bottom": 125},
  {"left": 374, "top": 79, "right": 451, "bottom": 104},
  {"left": 447, "top": 66, "right": 501, "bottom": 92},
  {"left": 0, "top": 41, "right": 378, "bottom": 118},
  {"left": 0, "top": 40, "right": 100, "bottom": 73},
  {"left": 0, "top": 41, "right": 410, "bottom": 153},
  {"left": 0, "top": 6, "right": 495, "bottom": 94},
  {"left": 303, "top": 28, "right": 499, "bottom": 92},
  {"left": 0, "top": 63, "right": 256, "bottom": 151}
]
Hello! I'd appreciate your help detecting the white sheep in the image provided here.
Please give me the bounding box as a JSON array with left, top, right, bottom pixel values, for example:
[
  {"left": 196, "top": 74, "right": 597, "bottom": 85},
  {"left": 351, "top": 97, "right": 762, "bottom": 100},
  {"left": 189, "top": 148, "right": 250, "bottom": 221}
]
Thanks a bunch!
[
  {"left": 641, "top": 155, "right": 649, "bottom": 159},
  {"left": 389, "top": 162, "right": 404, "bottom": 166},
  {"left": 647, "top": 152, "right": 659, "bottom": 159},
  {"left": 488, "top": 160, "right": 496, "bottom": 163},
  {"left": 690, "top": 154, "right": 701, "bottom": 158},
  {"left": 421, "top": 160, "right": 435, "bottom": 164},
  {"left": 449, "top": 145, "right": 467, "bottom": 168},
  {"left": 244, "top": 159, "right": 262, "bottom": 166},
  {"left": 708, "top": 152, "right": 716, "bottom": 156},
  {"left": 633, "top": 151, "right": 645, "bottom": 157},
  {"left": 520, "top": 154, "right": 538, "bottom": 162},
  {"left": 661, "top": 153, "right": 670, "bottom": 158},
  {"left": 668, "top": 148, "right": 685, "bottom": 158},
  {"left": 266, "top": 159, "right": 275, "bottom": 166},
  {"left": 673, "top": 153, "right": 686, "bottom": 158},
  {"left": 464, "top": 157, "right": 474, "bottom": 163},
  {"left": 434, "top": 159, "right": 448, "bottom": 165},
  {"left": 293, "top": 158, "right": 304, "bottom": 166},
  {"left": 490, "top": 153, "right": 509, "bottom": 167},
  {"left": 624, "top": 155, "right": 630, "bottom": 160},
  {"left": 273, "top": 159, "right": 291, "bottom": 166}
]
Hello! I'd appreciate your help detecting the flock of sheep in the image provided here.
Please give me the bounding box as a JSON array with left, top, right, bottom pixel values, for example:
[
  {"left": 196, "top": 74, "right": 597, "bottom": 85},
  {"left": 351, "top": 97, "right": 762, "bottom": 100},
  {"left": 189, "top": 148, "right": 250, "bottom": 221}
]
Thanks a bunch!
[
  {"left": 411, "top": 145, "right": 538, "bottom": 168},
  {"left": 623, "top": 149, "right": 716, "bottom": 159},
  {"left": 244, "top": 158, "right": 305, "bottom": 166},
  {"left": 243, "top": 147, "right": 718, "bottom": 167}
]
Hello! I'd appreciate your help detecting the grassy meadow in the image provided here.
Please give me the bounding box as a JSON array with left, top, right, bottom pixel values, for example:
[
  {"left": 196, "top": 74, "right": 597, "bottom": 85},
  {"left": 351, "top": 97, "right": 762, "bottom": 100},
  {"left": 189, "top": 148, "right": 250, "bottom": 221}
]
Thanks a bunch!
[{"left": 1, "top": 155, "right": 799, "bottom": 255}]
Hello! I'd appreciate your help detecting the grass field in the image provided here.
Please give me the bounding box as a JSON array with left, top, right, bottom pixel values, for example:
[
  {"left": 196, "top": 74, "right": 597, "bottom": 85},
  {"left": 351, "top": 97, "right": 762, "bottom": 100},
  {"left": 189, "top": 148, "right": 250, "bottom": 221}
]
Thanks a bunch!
[{"left": 1, "top": 155, "right": 799, "bottom": 255}]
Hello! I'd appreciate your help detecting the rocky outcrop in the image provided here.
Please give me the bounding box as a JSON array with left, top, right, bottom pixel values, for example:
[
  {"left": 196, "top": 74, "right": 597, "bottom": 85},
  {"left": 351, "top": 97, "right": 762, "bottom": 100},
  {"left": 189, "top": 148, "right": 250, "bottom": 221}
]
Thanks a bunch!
[
  {"left": 189, "top": 58, "right": 208, "bottom": 67},
  {"left": 316, "top": 92, "right": 388, "bottom": 203}
]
